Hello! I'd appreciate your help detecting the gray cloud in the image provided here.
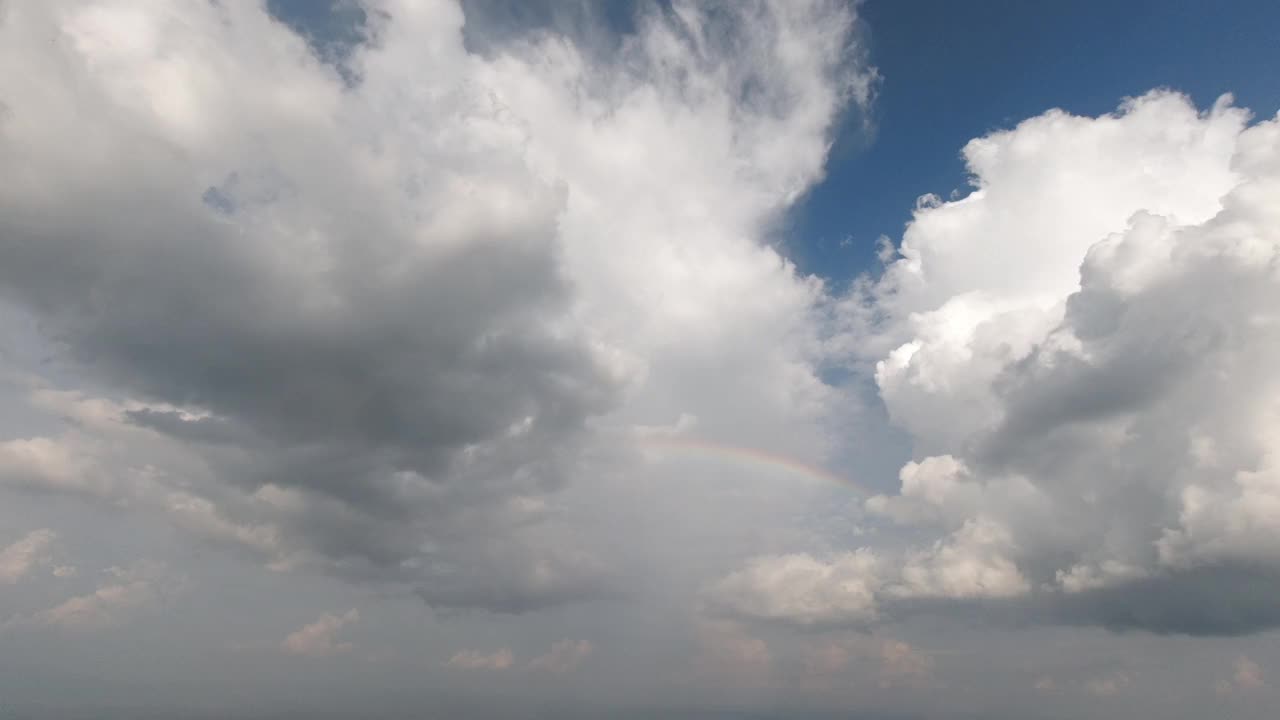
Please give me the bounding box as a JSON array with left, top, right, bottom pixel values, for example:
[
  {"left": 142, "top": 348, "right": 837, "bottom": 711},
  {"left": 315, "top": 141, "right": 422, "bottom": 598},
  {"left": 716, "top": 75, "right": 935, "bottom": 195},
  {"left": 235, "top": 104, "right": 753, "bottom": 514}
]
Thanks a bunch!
[{"left": 0, "top": 0, "right": 868, "bottom": 615}]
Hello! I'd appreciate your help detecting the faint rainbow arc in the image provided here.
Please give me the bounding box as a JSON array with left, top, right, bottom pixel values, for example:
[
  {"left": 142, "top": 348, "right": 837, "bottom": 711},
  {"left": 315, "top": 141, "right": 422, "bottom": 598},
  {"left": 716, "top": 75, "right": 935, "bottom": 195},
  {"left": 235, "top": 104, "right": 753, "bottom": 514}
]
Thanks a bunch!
[{"left": 637, "top": 435, "right": 868, "bottom": 495}]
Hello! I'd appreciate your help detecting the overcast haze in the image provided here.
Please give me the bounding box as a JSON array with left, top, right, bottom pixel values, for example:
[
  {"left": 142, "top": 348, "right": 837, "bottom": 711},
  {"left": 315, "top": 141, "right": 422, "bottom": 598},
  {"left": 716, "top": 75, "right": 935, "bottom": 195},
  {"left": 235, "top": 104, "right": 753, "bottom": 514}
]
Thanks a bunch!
[{"left": 2, "top": 1, "right": 1280, "bottom": 718}]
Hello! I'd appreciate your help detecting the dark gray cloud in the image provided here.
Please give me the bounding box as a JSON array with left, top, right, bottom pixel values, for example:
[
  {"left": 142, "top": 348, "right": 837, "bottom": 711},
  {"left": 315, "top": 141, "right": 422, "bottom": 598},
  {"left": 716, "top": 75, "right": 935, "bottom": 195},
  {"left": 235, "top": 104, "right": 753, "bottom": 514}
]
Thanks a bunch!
[
  {"left": 0, "top": 0, "right": 621, "bottom": 611},
  {"left": 860, "top": 566, "right": 1280, "bottom": 637}
]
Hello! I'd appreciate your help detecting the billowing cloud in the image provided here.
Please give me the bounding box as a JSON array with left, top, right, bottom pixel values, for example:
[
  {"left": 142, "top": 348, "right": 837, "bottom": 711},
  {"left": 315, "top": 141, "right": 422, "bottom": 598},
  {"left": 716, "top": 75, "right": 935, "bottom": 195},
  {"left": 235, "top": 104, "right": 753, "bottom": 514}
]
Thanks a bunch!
[
  {"left": 0, "top": 0, "right": 872, "bottom": 614},
  {"left": 446, "top": 647, "right": 514, "bottom": 671},
  {"left": 719, "top": 91, "right": 1280, "bottom": 635},
  {"left": 0, "top": 529, "right": 57, "bottom": 584},
  {"left": 281, "top": 609, "right": 359, "bottom": 657},
  {"left": 527, "top": 638, "right": 592, "bottom": 673},
  {"left": 707, "top": 551, "right": 881, "bottom": 626}
]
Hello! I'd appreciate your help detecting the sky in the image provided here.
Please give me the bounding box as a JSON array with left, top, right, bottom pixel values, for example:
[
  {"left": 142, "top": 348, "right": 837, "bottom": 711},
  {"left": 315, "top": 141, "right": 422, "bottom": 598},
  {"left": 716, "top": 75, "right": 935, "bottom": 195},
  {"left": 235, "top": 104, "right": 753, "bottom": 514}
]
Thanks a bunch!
[{"left": 1, "top": 1, "right": 1279, "bottom": 718}]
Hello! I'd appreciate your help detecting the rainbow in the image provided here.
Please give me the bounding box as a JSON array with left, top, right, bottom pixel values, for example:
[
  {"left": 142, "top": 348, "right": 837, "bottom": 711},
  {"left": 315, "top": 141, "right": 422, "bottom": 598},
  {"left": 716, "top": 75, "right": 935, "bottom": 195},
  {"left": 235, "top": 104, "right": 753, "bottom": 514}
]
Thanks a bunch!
[{"left": 638, "top": 435, "right": 867, "bottom": 494}]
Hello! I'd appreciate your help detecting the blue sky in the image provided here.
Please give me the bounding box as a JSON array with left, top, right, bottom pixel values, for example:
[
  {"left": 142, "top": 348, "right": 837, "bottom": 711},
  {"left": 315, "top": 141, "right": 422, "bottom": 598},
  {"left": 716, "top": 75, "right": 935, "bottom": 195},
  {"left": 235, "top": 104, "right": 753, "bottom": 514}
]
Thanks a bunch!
[{"left": 793, "top": 0, "right": 1280, "bottom": 284}]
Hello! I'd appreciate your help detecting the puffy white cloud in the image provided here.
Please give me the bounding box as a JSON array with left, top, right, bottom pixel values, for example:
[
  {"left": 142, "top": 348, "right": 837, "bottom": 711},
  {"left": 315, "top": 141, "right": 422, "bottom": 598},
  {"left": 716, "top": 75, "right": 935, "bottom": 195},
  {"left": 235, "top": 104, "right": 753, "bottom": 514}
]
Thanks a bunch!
[
  {"left": 0, "top": 529, "right": 57, "bottom": 584},
  {"left": 281, "top": 609, "right": 359, "bottom": 657},
  {"left": 894, "top": 518, "right": 1030, "bottom": 600},
  {"left": 527, "top": 638, "right": 592, "bottom": 674},
  {"left": 0, "top": 0, "right": 870, "bottom": 614},
  {"left": 706, "top": 550, "right": 881, "bottom": 626},
  {"left": 446, "top": 648, "right": 514, "bottom": 671},
  {"left": 721, "top": 91, "right": 1280, "bottom": 635}
]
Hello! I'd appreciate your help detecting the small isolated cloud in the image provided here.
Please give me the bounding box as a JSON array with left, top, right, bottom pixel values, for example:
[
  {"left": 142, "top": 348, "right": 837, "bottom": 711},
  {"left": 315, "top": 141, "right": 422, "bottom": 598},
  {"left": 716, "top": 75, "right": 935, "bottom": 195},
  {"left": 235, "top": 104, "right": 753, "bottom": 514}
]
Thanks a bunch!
[
  {"left": 0, "top": 528, "right": 57, "bottom": 584},
  {"left": 6, "top": 561, "right": 174, "bottom": 632},
  {"left": 1216, "top": 656, "right": 1265, "bottom": 695},
  {"left": 281, "top": 609, "right": 359, "bottom": 657},
  {"left": 1084, "top": 671, "right": 1132, "bottom": 697},
  {"left": 527, "top": 639, "right": 593, "bottom": 674},
  {"left": 1034, "top": 676, "right": 1056, "bottom": 692},
  {"left": 52, "top": 565, "right": 77, "bottom": 578},
  {"left": 446, "top": 648, "right": 514, "bottom": 671}
]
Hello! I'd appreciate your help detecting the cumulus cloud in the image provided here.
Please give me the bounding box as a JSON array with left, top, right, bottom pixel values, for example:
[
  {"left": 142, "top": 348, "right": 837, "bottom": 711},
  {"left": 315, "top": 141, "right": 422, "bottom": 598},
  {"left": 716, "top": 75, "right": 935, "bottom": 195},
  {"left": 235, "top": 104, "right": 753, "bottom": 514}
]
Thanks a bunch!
[
  {"left": 1083, "top": 671, "right": 1133, "bottom": 697},
  {"left": 5, "top": 561, "right": 177, "bottom": 632},
  {"left": 1217, "top": 656, "right": 1265, "bottom": 695},
  {"left": 720, "top": 91, "right": 1280, "bottom": 635},
  {"left": 446, "top": 648, "right": 514, "bottom": 671},
  {"left": 707, "top": 551, "right": 881, "bottom": 626},
  {"left": 0, "top": 529, "right": 57, "bottom": 584},
  {"left": 0, "top": 0, "right": 871, "bottom": 614},
  {"left": 527, "top": 638, "right": 592, "bottom": 674},
  {"left": 281, "top": 609, "right": 359, "bottom": 657}
]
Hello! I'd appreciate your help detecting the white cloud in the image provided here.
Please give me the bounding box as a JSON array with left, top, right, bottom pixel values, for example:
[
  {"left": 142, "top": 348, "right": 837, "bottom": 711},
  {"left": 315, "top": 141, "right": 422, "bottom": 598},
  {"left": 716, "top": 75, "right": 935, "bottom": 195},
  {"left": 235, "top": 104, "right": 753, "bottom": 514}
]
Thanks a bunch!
[
  {"left": 722, "top": 91, "right": 1280, "bottom": 634},
  {"left": 527, "top": 638, "right": 593, "bottom": 674},
  {"left": 707, "top": 550, "right": 882, "bottom": 626},
  {"left": 894, "top": 518, "right": 1030, "bottom": 600},
  {"left": 446, "top": 648, "right": 514, "bottom": 671},
  {"left": 281, "top": 609, "right": 359, "bottom": 658},
  {"left": 0, "top": 528, "right": 57, "bottom": 584}
]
